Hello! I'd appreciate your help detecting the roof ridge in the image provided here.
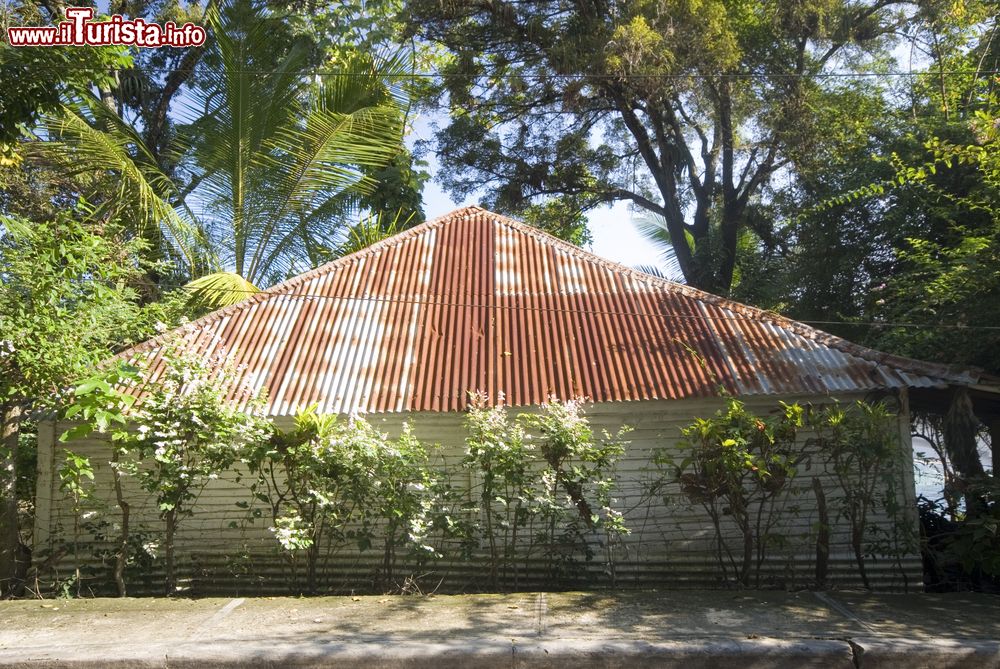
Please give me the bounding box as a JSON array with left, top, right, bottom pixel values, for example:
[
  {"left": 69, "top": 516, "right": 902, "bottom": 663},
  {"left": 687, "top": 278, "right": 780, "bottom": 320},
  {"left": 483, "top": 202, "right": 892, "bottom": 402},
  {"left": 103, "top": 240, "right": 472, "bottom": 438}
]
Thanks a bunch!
[
  {"left": 483, "top": 211, "right": 984, "bottom": 385},
  {"left": 118, "top": 205, "right": 984, "bottom": 386},
  {"left": 115, "top": 206, "right": 485, "bottom": 359}
]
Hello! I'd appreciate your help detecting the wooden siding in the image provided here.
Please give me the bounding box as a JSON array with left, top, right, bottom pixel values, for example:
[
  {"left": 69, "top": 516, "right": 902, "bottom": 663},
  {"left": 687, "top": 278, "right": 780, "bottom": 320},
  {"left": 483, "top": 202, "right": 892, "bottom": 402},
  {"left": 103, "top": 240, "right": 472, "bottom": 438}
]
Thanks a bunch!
[{"left": 35, "top": 394, "right": 922, "bottom": 594}]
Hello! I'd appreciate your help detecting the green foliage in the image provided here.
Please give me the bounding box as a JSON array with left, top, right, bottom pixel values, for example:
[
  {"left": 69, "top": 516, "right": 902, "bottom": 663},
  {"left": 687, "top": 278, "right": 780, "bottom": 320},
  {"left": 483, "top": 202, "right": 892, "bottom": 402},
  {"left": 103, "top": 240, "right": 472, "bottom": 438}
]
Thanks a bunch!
[
  {"left": 806, "top": 399, "right": 908, "bottom": 589},
  {"left": 129, "top": 343, "right": 270, "bottom": 593},
  {"left": 463, "top": 395, "right": 629, "bottom": 588},
  {"left": 50, "top": 389, "right": 925, "bottom": 594},
  {"left": 761, "top": 15, "right": 1000, "bottom": 379},
  {"left": 930, "top": 478, "right": 1000, "bottom": 580},
  {"left": 333, "top": 209, "right": 420, "bottom": 259},
  {"left": 657, "top": 398, "right": 804, "bottom": 586},
  {"left": 518, "top": 197, "right": 591, "bottom": 246},
  {"left": 0, "top": 209, "right": 149, "bottom": 410},
  {"left": 184, "top": 272, "right": 262, "bottom": 310},
  {"left": 59, "top": 356, "right": 262, "bottom": 597},
  {"left": 57, "top": 451, "right": 95, "bottom": 506},
  {"left": 463, "top": 395, "right": 533, "bottom": 588},
  {"left": 0, "top": 3, "right": 133, "bottom": 160},
  {"left": 866, "top": 107, "right": 1000, "bottom": 375},
  {"left": 55, "top": 448, "right": 95, "bottom": 597},
  {"left": 181, "top": 2, "right": 408, "bottom": 285},
  {"left": 0, "top": 206, "right": 160, "bottom": 592},
  {"left": 408, "top": 0, "right": 920, "bottom": 291},
  {"left": 243, "top": 405, "right": 457, "bottom": 592},
  {"left": 58, "top": 355, "right": 145, "bottom": 597},
  {"left": 60, "top": 364, "right": 140, "bottom": 443},
  {"left": 357, "top": 150, "right": 430, "bottom": 225},
  {"left": 30, "top": 0, "right": 412, "bottom": 300}
]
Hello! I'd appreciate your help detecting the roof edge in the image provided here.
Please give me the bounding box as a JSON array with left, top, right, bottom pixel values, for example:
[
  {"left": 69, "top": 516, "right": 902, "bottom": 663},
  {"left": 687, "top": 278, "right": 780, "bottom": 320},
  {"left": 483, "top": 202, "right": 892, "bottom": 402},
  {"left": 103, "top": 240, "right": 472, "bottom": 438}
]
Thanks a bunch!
[
  {"left": 480, "top": 210, "right": 989, "bottom": 388},
  {"left": 116, "top": 205, "right": 991, "bottom": 389},
  {"left": 113, "top": 206, "right": 489, "bottom": 360}
]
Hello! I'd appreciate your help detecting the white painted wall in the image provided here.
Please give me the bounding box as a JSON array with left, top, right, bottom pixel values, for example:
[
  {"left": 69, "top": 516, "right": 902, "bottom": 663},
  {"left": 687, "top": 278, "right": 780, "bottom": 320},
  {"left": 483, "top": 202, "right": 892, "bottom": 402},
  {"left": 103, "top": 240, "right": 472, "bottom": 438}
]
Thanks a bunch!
[{"left": 35, "top": 392, "right": 922, "bottom": 593}]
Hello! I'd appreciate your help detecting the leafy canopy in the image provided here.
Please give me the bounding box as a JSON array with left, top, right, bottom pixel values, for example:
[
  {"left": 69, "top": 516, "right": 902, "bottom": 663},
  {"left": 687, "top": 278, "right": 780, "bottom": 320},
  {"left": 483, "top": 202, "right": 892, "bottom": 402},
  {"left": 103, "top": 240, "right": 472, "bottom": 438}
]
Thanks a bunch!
[
  {"left": 0, "top": 209, "right": 154, "bottom": 410},
  {"left": 407, "top": 0, "right": 918, "bottom": 292},
  {"left": 36, "top": 0, "right": 412, "bottom": 308},
  {"left": 0, "top": 3, "right": 133, "bottom": 162}
]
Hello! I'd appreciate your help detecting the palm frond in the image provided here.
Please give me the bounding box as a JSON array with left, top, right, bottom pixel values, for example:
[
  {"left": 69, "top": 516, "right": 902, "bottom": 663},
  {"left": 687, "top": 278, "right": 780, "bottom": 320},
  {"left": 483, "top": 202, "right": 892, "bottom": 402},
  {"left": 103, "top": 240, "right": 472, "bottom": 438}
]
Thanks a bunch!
[
  {"left": 185, "top": 271, "right": 261, "bottom": 309},
  {"left": 0, "top": 214, "right": 34, "bottom": 242},
  {"left": 38, "top": 95, "right": 210, "bottom": 273},
  {"left": 180, "top": 0, "right": 406, "bottom": 287},
  {"left": 635, "top": 264, "right": 672, "bottom": 280},
  {"left": 634, "top": 213, "right": 685, "bottom": 282},
  {"left": 335, "top": 209, "right": 416, "bottom": 258},
  {"left": 317, "top": 49, "right": 413, "bottom": 113}
]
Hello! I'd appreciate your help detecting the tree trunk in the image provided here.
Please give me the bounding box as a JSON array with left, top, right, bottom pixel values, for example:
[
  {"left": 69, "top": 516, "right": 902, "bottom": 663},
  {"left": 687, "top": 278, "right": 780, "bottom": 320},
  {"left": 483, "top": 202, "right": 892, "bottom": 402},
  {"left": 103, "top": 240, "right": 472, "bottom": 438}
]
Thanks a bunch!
[
  {"left": 164, "top": 508, "right": 176, "bottom": 596},
  {"left": 812, "top": 477, "right": 829, "bottom": 590},
  {"left": 945, "top": 387, "right": 985, "bottom": 478},
  {"left": 0, "top": 403, "right": 23, "bottom": 598},
  {"left": 944, "top": 387, "right": 986, "bottom": 517},
  {"left": 989, "top": 419, "right": 1000, "bottom": 477},
  {"left": 382, "top": 522, "right": 395, "bottom": 592},
  {"left": 306, "top": 540, "right": 319, "bottom": 595},
  {"left": 741, "top": 523, "right": 753, "bottom": 588},
  {"left": 112, "top": 450, "right": 129, "bottom": 597},
  {"left": 851, "top": 518, "right": 870, "bottom": 590}
]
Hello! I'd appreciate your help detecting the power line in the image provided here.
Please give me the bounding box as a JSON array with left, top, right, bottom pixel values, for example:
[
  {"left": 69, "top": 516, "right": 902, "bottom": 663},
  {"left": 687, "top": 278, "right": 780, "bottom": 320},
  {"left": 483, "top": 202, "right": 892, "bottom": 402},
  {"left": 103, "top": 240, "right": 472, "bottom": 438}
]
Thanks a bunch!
[
  {"left": 14, "top": 62, "right": 1000, "bottom": 80},
  {"left": 164, "top": 281, "right": 1000, "bottom": 331}
]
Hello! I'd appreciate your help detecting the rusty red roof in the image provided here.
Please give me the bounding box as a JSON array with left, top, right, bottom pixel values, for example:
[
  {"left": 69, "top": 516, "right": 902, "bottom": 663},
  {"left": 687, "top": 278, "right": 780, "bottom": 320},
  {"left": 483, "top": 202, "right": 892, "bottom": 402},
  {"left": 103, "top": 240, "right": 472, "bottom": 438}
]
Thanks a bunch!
[{"left": 118, "top": 206, "right": 986, "bottom": 415}]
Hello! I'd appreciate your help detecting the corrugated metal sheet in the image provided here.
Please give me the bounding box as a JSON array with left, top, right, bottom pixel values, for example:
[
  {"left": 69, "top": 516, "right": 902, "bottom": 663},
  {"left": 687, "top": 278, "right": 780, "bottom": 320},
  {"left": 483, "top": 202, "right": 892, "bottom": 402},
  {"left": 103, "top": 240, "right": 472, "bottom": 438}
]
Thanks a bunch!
[{"left": 116, "top": 206, "right": 981, "bottom": 415}]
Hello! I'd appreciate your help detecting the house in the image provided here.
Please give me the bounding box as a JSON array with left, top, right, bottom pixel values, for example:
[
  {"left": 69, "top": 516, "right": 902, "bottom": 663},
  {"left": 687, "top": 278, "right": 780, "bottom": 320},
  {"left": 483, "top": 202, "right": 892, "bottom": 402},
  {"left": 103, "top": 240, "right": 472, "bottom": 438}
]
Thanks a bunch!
[{"left": 34, "top": 206, "right": 1000, "bottom": 593}]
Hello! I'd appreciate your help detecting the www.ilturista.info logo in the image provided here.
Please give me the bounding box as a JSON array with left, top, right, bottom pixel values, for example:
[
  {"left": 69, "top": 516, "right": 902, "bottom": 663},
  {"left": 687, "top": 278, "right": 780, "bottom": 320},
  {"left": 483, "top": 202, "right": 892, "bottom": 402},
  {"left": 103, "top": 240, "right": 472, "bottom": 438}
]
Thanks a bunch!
[{"left": 7, "top": 7, "right": 206, "bottom": 48}]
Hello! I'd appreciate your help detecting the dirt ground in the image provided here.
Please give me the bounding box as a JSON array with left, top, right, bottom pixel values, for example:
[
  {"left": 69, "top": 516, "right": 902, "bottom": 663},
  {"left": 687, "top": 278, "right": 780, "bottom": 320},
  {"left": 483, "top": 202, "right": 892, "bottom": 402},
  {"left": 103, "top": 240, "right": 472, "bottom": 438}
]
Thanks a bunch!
[{"left": 1, "top": 590, "right": 998, "bottom": 668}]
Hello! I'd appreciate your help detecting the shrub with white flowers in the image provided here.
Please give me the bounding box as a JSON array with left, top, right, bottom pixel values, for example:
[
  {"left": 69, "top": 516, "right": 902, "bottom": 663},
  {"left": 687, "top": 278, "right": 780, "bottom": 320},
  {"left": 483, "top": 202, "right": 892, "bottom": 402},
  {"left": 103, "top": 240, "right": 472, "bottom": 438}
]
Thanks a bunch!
[
  {"left": 131, "top": 342, "right": 270, "bottom": 595},
  {"left": 463, "top": 394, "right": 630, "bottom": 589},
  {"left": 243, "top": 406, "right": 459, "bottom": 593}
]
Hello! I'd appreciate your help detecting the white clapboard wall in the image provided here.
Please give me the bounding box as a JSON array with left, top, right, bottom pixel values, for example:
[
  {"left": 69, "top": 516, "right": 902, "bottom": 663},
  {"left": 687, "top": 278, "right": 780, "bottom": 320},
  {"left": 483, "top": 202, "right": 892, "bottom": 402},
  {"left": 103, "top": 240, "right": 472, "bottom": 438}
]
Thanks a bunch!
[{"left": 34, "top": 393, "right": 922, "bottom": 595}]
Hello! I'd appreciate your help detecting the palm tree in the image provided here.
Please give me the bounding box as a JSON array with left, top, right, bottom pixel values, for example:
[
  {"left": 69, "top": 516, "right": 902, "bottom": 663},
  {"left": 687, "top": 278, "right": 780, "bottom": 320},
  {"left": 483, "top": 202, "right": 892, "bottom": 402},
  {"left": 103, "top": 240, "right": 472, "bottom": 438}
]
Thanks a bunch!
[
  {"left": 635, "top": 213, "right": 685, "bottom": 282},
  {"left": 333, "top": 208, "right": 416, "bottom": 258},
  {"left": 41, "top": 0, "right": 408, "bottom": 307}
]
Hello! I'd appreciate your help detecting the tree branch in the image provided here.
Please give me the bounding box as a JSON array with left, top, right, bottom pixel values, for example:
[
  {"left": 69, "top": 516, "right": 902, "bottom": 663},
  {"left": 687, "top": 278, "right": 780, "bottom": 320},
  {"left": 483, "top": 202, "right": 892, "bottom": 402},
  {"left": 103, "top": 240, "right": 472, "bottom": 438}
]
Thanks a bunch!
[
  {"left": 146, "top": 45, "right": 206, "bottom": 160},
  {"left": 606, "top": 83, "right": 694, "bottom": 278},
  {"left": 605, "top": 188, "right": 667, "bottom": 216}
]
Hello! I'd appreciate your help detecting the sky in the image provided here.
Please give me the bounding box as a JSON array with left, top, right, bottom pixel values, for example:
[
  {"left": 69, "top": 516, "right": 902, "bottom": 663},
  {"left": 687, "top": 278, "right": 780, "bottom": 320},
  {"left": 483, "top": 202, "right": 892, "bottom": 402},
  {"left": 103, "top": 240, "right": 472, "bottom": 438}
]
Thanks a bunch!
[
  {"left": 79, "top": 0, "right": 666, "bottom": 273},
  {"left": 407, "top": 115, "right": 669, "bottom": 274}
]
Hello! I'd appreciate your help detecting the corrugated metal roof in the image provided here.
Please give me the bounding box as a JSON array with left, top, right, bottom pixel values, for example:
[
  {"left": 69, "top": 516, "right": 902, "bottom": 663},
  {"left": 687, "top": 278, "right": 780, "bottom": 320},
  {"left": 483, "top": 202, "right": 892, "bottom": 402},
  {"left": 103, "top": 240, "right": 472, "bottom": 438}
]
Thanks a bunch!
[{"left": 117, "top": 206, "right": 985, "bottom": 415}]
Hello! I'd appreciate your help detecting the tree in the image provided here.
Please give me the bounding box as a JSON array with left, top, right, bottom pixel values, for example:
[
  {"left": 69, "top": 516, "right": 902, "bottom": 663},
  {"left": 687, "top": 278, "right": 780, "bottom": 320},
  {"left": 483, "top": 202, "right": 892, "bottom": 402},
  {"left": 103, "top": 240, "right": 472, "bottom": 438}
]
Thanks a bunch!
[
  {"left": 0, "top": 2, "right": 132, "bottom": 162},
  {"left": 0, "top": 209, "right": 152, "bottom": 596},
  {"left": 659, "top": 398, "right": 804, "bottom": 587},
  {"left": 244, "top": 406, "right": 443, "bottom": 593},
  {"left": 406, "top": 0, "right": 921, "bottom": 292},
  {"left": 36, "top": 0, "right": 414, "bottom": 307},
  {"left": 867, "top": 99, "right": 1000, "bottom": 378},
  {"left": 760, "top": 4, "right": 999, "bottom": 360},
  {"left": 765, "top": 6, "right": 1000, "bottom": 519}
]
